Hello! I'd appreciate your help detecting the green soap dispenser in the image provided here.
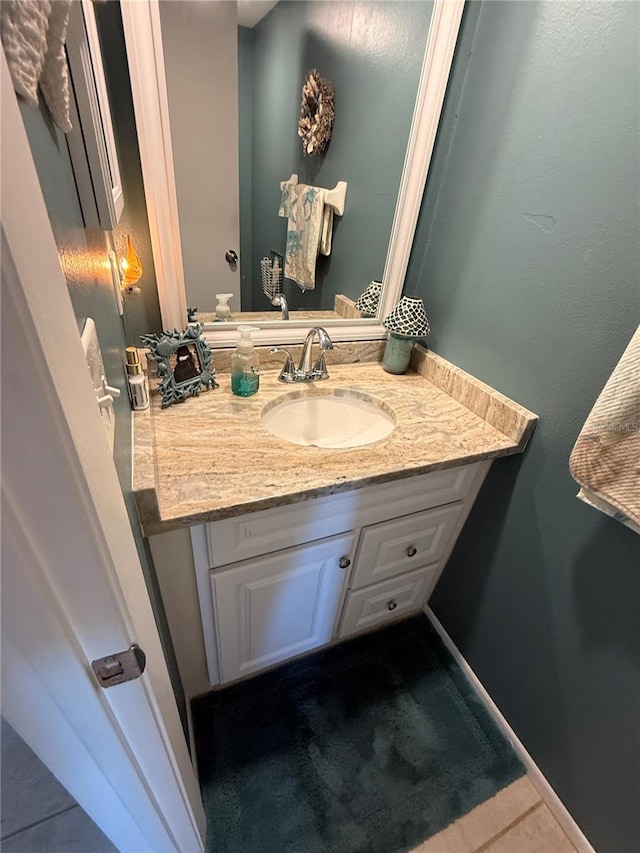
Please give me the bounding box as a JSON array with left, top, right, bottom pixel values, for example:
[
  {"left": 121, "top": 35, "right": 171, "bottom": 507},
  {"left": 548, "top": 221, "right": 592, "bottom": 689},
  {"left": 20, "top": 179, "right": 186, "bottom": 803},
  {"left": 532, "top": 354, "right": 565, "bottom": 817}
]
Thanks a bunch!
[{"left": 231, "top": 325, "right": 260, "bottom": 397}]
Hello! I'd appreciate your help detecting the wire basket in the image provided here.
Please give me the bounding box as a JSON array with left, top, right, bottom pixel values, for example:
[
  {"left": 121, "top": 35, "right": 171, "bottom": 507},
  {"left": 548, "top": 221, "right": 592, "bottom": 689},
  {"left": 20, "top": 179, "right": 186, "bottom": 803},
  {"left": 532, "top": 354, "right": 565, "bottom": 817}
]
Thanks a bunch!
[{"left": 261, "top": 257, "right": 283, "bottom": 301}]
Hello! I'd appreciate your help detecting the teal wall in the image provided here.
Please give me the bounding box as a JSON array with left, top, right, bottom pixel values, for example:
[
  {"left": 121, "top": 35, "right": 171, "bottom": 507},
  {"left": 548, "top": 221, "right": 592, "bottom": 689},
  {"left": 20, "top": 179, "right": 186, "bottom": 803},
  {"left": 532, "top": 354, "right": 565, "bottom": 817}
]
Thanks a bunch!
[
  {"left": 406, "top": 3, "right": 639, "bottom": 851},
  {"left": 245, "top": 0, "right": 432, "bottom": 311},
  {"left": 18, "top": 17, "right": 185, "bottom": 732}
]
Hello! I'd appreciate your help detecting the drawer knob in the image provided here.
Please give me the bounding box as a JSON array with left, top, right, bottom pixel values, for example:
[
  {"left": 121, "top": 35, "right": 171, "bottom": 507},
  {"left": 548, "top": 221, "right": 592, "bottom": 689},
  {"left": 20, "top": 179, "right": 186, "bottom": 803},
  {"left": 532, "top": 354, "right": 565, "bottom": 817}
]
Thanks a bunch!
[
  {"left": 339, "top": 556, "right": 351, "bottom": 569},
  {"left": 387, "top": 600, "right": 398, "bottom": 611},
  {"left": 406, "top": 546, "right": 418, "bottom": 557}
]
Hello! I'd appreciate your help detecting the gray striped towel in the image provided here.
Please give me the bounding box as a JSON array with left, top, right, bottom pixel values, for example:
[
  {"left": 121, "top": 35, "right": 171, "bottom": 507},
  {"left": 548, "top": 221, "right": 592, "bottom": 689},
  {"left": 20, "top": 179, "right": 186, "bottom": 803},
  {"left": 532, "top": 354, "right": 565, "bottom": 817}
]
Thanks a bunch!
[{"left": 570, "top": 326, "right": 640, "bottom": 534}]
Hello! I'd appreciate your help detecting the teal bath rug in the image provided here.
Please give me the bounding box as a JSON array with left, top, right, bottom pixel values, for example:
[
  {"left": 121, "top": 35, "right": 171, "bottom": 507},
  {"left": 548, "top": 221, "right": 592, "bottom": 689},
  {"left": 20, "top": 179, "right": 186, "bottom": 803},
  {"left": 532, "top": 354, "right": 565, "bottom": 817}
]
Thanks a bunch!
[{"left": 192, "top": 614, "right": 524, "bottom": 853}]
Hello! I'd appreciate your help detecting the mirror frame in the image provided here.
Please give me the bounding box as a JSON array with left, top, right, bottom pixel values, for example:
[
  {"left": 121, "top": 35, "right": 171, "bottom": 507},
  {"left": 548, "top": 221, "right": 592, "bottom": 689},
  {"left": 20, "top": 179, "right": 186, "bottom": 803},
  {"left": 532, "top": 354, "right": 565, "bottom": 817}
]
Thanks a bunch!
[{"left": 121, "top": 0, "right": 464, "bottom": 347}]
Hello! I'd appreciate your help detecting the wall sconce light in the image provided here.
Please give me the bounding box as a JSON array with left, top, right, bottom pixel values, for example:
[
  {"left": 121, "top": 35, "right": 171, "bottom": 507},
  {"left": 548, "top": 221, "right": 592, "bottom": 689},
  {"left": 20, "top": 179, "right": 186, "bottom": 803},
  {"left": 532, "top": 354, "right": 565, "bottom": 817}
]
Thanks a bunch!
[
  {"left": 382, "top": 295, "right": 430, "bottom": 374},
  {"left": 120, "top": 235, "right": 143, "bottom": 294}
]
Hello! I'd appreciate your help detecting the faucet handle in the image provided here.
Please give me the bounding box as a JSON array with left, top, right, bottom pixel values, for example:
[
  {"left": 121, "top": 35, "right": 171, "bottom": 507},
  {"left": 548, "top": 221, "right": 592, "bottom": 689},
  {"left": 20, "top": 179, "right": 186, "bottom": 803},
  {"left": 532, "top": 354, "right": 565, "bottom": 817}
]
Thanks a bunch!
[{"left": 269, "top": 347, "right": 297, "bottom": 382}]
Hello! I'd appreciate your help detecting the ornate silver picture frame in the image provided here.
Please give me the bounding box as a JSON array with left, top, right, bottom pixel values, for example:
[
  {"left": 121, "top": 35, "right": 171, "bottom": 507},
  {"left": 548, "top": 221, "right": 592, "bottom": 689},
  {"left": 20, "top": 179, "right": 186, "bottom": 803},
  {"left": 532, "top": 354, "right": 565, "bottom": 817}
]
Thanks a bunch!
[{"left": 141, "top": 324, "right": 218, "bottom": 408}]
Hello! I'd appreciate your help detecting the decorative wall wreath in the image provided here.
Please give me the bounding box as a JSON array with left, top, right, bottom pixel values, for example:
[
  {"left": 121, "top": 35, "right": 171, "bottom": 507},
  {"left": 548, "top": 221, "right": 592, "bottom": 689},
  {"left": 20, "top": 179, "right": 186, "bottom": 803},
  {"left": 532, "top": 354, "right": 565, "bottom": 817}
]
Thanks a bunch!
[{"left": 298, "top": 69, "right": 335, "bottom": 156}]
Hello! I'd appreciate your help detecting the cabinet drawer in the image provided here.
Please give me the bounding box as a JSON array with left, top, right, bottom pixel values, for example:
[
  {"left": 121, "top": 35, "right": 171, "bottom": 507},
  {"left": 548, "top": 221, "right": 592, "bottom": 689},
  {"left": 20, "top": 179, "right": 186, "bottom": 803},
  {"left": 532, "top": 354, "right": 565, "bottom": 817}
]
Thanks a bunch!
[
  {"left": 351, "top": 502, "right": 462, "bottom": 589},
  {"left": 207, "top": 463, "right": 479, "bottom": 567},
  {"left": 339, "top": 565, "right": 437, "bottom": 638}
]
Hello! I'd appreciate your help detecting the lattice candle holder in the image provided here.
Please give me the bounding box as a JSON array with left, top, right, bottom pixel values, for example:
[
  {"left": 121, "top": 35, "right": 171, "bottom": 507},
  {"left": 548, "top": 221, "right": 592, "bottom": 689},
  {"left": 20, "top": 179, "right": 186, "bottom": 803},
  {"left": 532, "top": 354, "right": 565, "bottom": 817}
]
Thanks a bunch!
[
  {"left": 354, "top": 281, "right": 382, "bottom": 317},
  {"left": 382, "top": 296, "right": 430, "bottom": 374}
]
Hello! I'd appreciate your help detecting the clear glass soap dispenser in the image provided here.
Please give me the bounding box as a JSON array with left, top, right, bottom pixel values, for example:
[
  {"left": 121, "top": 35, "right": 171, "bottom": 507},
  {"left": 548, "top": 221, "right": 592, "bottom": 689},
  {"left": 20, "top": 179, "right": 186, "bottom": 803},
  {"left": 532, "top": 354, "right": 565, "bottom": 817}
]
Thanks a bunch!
[
  {"left": 215, "top": 293, "right": 233, "bottom": 321},
  {"left": 231, "top": 325, "right": 260, "bottom": 397}
]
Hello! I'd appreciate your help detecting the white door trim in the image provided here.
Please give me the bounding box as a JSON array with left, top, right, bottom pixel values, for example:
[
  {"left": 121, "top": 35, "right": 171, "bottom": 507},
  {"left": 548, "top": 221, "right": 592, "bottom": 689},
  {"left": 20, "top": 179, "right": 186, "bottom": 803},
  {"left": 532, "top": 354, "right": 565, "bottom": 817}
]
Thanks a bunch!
[{"left": 1, "top": 49, "right": 204, "bottom": 851}]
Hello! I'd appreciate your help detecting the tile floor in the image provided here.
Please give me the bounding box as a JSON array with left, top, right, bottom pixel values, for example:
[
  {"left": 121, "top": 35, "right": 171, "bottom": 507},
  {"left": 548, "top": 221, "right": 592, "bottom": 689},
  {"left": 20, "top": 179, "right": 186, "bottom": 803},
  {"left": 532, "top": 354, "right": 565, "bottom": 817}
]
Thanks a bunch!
[
  {"left": 1, "top": 718, "right": 116, "bottom": 853},
  {"left": 411, "top": 775, "right": 579, "bottom": 853}
]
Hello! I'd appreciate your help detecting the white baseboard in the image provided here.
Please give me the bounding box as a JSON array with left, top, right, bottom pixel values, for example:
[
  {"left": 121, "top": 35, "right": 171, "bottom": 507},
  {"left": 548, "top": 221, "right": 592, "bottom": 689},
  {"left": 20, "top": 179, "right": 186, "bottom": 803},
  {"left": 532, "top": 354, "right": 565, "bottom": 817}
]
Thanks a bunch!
[{"left": 424, "top": 606, "right": 596, "bottom": 853}]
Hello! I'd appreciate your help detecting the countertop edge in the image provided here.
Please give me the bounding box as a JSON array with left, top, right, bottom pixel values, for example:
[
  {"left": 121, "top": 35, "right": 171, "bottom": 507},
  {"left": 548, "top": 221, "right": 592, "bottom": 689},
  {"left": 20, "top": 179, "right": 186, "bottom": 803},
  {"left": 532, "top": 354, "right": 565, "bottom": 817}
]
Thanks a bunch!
[{"left": 139, "top": 444, "right": 523, "bottom": 537}]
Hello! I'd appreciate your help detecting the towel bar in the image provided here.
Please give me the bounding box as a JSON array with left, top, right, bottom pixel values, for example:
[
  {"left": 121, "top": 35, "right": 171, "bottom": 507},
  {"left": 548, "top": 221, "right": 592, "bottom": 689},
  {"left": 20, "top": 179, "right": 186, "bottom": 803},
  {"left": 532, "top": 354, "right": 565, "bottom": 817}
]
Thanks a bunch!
[{"left": 280, "top": 173, "right": 347, "bottom": 216}]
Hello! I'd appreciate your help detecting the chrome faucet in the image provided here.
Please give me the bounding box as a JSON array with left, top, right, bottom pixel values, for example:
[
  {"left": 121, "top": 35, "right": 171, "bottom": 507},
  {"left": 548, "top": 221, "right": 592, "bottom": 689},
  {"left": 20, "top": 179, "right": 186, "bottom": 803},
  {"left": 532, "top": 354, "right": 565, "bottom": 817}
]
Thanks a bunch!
[
  {"left": 271, "top": 293, "right": 289, "bottom": 320},
  {"left": 270, "top": 327, "right": 334, "bottom": 383},
  {"left": 298, "top": 327, "right": 333, "bottom": 376}
]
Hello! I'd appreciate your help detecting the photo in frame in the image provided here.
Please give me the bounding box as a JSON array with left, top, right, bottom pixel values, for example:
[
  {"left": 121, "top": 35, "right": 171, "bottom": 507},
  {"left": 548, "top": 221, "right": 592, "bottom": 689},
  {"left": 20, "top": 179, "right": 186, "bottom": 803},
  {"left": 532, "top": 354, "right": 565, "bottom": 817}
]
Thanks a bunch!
[{"left": 141, "top": 323, "right": 218, "bottom": 407}]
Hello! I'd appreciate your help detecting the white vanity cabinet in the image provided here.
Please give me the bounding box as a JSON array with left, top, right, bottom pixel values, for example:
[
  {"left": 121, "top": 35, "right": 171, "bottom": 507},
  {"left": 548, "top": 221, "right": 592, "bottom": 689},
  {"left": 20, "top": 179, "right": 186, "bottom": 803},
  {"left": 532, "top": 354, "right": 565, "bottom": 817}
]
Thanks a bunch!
[{"left": 185, "top": 460, "right": 491, "bottom": 690}]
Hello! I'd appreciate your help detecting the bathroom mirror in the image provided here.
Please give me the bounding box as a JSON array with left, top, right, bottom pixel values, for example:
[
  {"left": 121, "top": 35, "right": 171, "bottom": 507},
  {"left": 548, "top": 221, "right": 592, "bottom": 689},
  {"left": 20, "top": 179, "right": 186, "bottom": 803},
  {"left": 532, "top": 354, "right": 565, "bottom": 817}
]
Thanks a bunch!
[{"left": 121, "top": 0, "right": 464, "bottom": 346}]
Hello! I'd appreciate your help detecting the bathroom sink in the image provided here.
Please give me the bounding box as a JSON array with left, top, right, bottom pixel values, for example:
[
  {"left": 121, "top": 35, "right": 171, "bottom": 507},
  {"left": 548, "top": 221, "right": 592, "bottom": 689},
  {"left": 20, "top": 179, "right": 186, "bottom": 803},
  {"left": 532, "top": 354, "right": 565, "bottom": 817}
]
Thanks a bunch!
[{"left": 261, "top": 389, "right": 396, "bottom": 449}]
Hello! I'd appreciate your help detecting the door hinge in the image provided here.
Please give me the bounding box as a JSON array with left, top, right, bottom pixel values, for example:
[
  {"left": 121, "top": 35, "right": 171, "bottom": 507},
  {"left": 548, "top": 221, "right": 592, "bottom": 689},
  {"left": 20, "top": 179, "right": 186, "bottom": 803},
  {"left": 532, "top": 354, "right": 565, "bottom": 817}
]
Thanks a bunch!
[{"left": 91, "top": 644, "right": 146, "bottom": 688}]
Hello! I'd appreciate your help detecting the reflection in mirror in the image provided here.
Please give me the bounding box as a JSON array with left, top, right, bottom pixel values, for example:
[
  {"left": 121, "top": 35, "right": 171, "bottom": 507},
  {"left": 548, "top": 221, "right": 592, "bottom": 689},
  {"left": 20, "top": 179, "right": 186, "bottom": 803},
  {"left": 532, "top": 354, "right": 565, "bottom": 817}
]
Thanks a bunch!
[
  {"left": 157, "top": 0, "right": 434, "bottom": 321},
  {"left": 121, "top": 0, "right": 463, "bottom": 339},
  {"left": 172, "top": 344, "right": 202, "bottom": 384}
]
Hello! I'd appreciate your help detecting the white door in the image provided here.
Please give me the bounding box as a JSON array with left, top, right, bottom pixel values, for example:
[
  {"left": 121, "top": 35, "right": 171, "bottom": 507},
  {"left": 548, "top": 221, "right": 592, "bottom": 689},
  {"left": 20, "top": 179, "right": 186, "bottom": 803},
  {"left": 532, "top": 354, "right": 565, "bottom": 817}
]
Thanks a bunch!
[
  {"left": 1, "top": 53, "right": 205, "bottom": 852},
  {"left": 155, "top": 0, "right": 241, "bottom": 313},
  {"left": 213, "top": 534, "right": 354, "bottom": 682}
]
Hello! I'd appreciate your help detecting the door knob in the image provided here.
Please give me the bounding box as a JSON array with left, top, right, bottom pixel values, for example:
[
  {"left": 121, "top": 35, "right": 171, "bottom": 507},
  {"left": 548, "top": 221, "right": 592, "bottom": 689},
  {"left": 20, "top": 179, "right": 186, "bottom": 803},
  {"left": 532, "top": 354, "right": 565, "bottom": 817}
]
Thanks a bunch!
[
  {"left": 387, "top": 600, "right": 398, "bottom": 611},
  {"left": 225, "top": 249, "right": 238, "bottom": 264},
  {"left": 339, "top": 556, "right": 351, "bottom": 569},
  {"left": 406, "top": 546, "right": 417, "bottom": 557}
]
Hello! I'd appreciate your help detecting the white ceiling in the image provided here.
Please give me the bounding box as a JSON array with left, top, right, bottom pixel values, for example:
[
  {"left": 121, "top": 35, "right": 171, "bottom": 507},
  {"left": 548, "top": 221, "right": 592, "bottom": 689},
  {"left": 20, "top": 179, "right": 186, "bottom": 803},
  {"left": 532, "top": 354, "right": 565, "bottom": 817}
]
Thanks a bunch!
[{"left": 237, "top": 0, "right": 279, "bottom": 28}]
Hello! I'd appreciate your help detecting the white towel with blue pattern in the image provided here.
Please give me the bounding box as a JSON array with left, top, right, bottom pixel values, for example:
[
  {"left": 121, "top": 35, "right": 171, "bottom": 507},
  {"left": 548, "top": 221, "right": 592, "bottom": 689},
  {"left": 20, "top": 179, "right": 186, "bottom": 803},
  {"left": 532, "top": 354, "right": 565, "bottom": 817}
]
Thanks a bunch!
[{"left": 278, "top": 182, "right": 333, "bottom": 291}]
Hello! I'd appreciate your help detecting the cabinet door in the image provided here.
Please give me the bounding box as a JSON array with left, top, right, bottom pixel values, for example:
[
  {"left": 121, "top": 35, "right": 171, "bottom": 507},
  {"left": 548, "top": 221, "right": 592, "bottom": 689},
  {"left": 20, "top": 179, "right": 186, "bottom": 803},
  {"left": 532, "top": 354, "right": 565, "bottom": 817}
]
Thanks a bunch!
[{"left": 212, "top": 534, "right": 353, "bottom": 683}]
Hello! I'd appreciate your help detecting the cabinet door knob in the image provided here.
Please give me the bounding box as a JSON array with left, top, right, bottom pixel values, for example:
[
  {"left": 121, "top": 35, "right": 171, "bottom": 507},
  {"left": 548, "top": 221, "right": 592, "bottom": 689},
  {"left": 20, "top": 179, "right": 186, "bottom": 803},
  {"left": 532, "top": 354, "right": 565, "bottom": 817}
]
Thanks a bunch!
[
  {"left": 225, "top": 249, "right": 238, "bottom": 264},
  {"left": 406, "top": 546, "right": 417, "bottom": 557},
  {"left": 338, "top": 556, "right": 351, "bottom": 569},
  {"left": 387, "top": 600, "right": 398, "bottom": 611}
]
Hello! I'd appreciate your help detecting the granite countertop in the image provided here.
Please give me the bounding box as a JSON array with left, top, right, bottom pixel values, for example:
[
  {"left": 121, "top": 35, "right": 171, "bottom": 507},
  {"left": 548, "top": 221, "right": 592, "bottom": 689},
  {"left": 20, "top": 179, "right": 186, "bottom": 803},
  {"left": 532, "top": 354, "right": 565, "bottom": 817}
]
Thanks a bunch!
[{"left": 134, "top": 346, "right": 537, "bottom": 536}]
